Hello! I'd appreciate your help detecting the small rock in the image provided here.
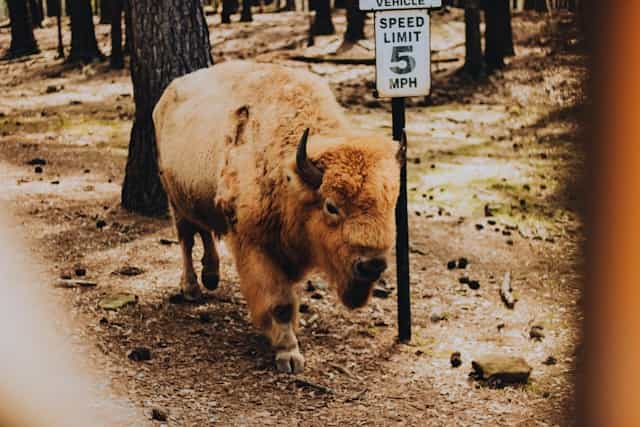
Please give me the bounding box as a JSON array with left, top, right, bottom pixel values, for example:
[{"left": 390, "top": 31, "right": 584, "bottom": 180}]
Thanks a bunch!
[
  {"left": 457, "top": 257, "right": 468, "bottom": 269},
  {"left": 468, "top": 280, "right": 480, "bottom": 290},
  {"left": 446, "top": 260, "right": 456, "bottom": 270},
  {"left": 542, "top": 356, "right": 557, "bottom": 366},
  {"left": 96, "top": 219, "right": 107, "bottom": 229},
  {"left": 169, "top": 293, "right": 186, "bottom": 304},
  {"left": 74, "top": 267, "right": 86, "bottom": 277},
  {"left": 26, "top": 158, "right": 46, "bottom": 166},
  {"left": 450, "top": 351, "right": 462, "bottom": 368},
  {"left": 487, "top": 220, "right": 496, "bottom": 226},
  {"left": 128, "top": 347, "right": 151, "bottom": 362},
  {"left": 299, "top": 303, "right": 310, "bottom": 313},
  {"left": 497, "top": 323, "right": 505, "bottom": 331},
  {"left": 34, "top": 166, "right": 43, "bottom": 174},
  {"left": 50, "top": 180, "right": 60, "bottom": 185},
  {"left": 475, "top": 224, "right": 484, "bottom": 230},
  {"left": 151, "top": 408, "right": 168, "bottom": 422},
  {"left": 506, "top": 239, "right": 514, "bottom": 246},
  {"left": 113, "top": 266, "right": 144, "bottom": 276},
  {"left": 458, "top": 276, "right": 469, "bottom": 284},
  {"left": 530, "top": 325, "right": 545, "bottom": 341},
  {"left": 484, "top": 204, "right": 494, "bottom": 217},
  {"left": 430, "top": 312, "right": 447, "bottom": 323},
  {"left": 471, "top": 354, "right": 532, "bottom": 385},
  {"left": 60, "top": 273, "right": 72, "bottom": 280},
  {"left": 372, "top": 287, "right": 391, "bottom": 299},
  {"left": 543, "top": 391, "right": 550, "bottom": 398},
  {"left": 311, "top": 292, "right": 323, "bottom": 300},
  {"left": 99, "top": 293, "right": 137, "bottom": 310},
  {"left": 45, "top": 84, "right": 64, "bottom": 93},
  {"left": 159, "top": 238, "right": 177, "bottom": 245}
]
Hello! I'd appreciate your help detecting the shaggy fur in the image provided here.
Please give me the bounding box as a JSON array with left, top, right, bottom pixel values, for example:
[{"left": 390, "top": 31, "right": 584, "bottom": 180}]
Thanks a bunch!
[{"left": 154, "top": 61, "right": 400, "bottom": 373}]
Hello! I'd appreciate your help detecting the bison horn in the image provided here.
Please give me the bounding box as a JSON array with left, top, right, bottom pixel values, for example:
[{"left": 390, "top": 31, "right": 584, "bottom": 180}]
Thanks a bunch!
[{"left": 296, "top": 128, "right": 323, "bottom": 190}]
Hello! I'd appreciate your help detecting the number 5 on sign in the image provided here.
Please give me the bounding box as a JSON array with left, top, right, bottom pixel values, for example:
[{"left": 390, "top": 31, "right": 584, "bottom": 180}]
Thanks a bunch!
[{"left": 375, "top": 9, "right": 430, "bottom": 98}]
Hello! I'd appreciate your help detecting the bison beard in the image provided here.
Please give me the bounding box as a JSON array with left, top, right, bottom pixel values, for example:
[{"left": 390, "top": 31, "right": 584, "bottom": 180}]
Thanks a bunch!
[{"left": 154, "top": 61, "right": 400, "bottom": 374}]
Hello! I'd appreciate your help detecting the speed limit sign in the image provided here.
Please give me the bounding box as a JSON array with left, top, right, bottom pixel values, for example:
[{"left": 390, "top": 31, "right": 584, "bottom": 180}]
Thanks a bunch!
[{"left": 374, "top": 9, "right": 430, "bottom": 97}]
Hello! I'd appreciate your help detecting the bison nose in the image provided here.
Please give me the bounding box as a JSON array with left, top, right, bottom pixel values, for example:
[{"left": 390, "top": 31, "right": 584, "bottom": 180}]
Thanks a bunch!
[{"left": 354, "top": 257, "right": 388, "bottom": 282}]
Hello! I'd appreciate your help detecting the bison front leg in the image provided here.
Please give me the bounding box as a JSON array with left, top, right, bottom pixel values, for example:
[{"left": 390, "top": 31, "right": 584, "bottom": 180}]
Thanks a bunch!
[{"left": 236, "top": 248, "right": 304, "bottom": 374}]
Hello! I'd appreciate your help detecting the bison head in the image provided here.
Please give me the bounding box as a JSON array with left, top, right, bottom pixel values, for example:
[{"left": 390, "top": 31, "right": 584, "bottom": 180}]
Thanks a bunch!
[{"left": 293, "top": 129, "right": 400, "bottom": 309}]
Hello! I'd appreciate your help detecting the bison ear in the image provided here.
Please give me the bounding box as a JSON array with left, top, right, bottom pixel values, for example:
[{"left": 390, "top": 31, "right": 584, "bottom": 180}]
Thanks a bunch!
[
  {"left": 296, "top": 128, "right": 324, "bottom": 190},
  {"left": 395, "top": 131, "right": 407, "bottom": 165}
]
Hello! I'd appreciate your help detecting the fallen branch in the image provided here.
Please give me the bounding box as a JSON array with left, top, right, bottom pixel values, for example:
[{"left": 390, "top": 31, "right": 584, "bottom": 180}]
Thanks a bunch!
[
  {"left": 293, "top": 379, "right": 333, "bottom": 395},
  {"left": 54, "top": 279, "right": 97, "bottom": 288},
  {"left": 500, "top": 272, "right": 516, "bottom": 309}
]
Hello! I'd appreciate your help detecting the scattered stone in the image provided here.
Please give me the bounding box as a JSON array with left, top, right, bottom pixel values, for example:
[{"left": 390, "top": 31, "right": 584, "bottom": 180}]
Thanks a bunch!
[
  {"left": 506, "top": 239, "right": 514, "bottom": 246},
  {"left": 457, "top": 257, "right": 468, "bottom": 269},
  {"left": 447, "top": 260, "right": 457, "bottom": 270},
  {"left": 530, "top": 325, "right": 545, "bottom": 341},
  {"left": 458, "top": 276, "right": 469, "bottom": 284},
  {"left": 26, "top": 157, "right": 46, "bottom": 166},
  {"left": 55, "top": 279, "right": 97, "bottom": 288},
  {"left": 475, "top": 224, "right": 484, "bottom": 230},
  {"left": 468, "top": 280, "right": 480, "bottom": 290},
  {"left": 497, "top": 323, "right": 505, "bottom": 331},
  {"left": 113, "top": 266, "right": 144, "bottom": 276},
  {"left": 311, "top": 292, "right": 323, "bottom": 300},
  {"left": 430, "top": 312, "right": 447, "bottom": 323},
  {"left": 372, "top": 287, "right": 391, "bottom": 299},
  {"left": 151, "top": 408, "right": 168, "bottom": 422},
  {"left": 50, "top": 180, "right": 60, "bottom": 185},
  {"left": 450, "top": 351, "right": 462, "bottom": 368},
  {"left": 159, "top": 238, "right": 178, "bottom": 245},
  {"left": 500, "top": 272, "right": 516, "bottom": 309},
  {"left": 198, "top": 312, "right": 213, "bottom": 323},
  {"left": 543, "top": 391, "right": 551, "bottom": 398},
  {"left": 60, "top": 273, "right": 72, "bottom": 280},
  {"left": 74, "top": 267, "right": 86, "bottom": 277},
  {"left": 543, "top": 356, "right": 557, "bottom": 366},
  {"left": 471, "top": 355, "right": 532, "bottom": 385},
  {"left": 45, "top": 84, "right": 64, "bottom": 93},
  {"left": 83, "top": 168, "right": 91, "bottom": 173},
  {"left": 487, "top": 220, "right": 496, "bottom": 226},
  {"left": 502, "top": 230, "right": 511, "bottom": 236},
  {"left": 299, "top": 303, "right": 310, "bottom": 314},
  {"left": 484, "top": 204, "right": 494, "bottom": 217},
  {"left": 127, "top": 347, "right": 151, "bottom": 362},
  {"left": 96, "top": 219, "right": 107, "bottom": 229},
  {"left": 34, "top": 166, "right": 43, "bottom": 173},
  {"left": 99, "top": 293, "right": 137, "bottom": 310}
]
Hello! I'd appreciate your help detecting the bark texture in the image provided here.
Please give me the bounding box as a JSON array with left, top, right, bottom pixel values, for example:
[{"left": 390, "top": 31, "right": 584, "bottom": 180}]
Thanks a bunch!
[
  {"left": 344, "top": 0, "right": 365, "bottom": 42},
  {"left": 100, "top": 0, "right": 112, "bottom": 24},
  {"left": 109, "top": 0, "right": 125, "bottom": 68},
  {"left": 6, "top": 0, "right": 40, "bottom": 58},
  {"left": 484, "top": 0, "right": 513, "bottom": 71},
  {"left": 463, "top": 0, "right": 483, "bottom": 77},
  {"left": 68, "top": 0, "right": 103, "bottom": 63},
  {"left": 122, "top": 0, "right": 213, "bottom": 216},
  {"left": 311, "top": 0, "right": 334, "bottom": 35}
]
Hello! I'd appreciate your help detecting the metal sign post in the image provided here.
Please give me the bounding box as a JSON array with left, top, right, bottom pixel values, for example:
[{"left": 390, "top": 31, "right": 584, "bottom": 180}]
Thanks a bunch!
[{"left": 360, "top": 0, "right": 440, "bottom": 343}]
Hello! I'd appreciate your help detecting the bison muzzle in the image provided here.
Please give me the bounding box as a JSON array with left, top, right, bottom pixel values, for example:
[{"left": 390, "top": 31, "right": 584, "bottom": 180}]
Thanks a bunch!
[{"left": 154, "top": 61, "right": 400, "bottom": 373}]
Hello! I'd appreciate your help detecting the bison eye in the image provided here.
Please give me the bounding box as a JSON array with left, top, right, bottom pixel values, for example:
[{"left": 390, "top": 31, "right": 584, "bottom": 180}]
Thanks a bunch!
[{"left": 324, "top": 200, "right": 340, "bottom": 216}]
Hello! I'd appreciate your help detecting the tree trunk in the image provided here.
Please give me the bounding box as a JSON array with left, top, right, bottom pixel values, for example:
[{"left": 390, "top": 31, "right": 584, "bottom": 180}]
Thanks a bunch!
[
  {"left": 344, "top": 0, "right": 365, "bottom": 42},
  {"left": 240, "top": 0, "right": 252, "bottom": 22},
  {"left": 68, "top": 0, "right": 103, "bottom": 63},
  {"left": 311, "top": 0, "right": 334, "bottom": 35},
  {"left": 221, "top": 0, "right": 238, "bottom": 23},
  {"left": 100, "top": 0, "right": 112, "bottom": 24},
  {"left": 463, "top": 0, "right": 483, "bottom": 77},
  {"left": 484, "top": 0, "right": 512, "bottom": 71},
  {"left": 122, "top": 0, "right": 213, "bottom": 216},
  {"left": 123, "top": 0, "right": 131, "bottom": 54},
  {"left": 109, "top": 0, "right": 123, "bottom": 68},
  {"left": 524, "top": 0, "right": 546, "bottom": 11},
  {"left": 5, "top": 0, "right": 40, "bottom": 59},
  {"left": 47, "top": 0, "right": 61, "bottom": 17},
  {"left": 284, "top": 0, "right": 295, "bottom": 11},
  {"left": 28, "top": 0, "right": 44, "bottom": 27}
]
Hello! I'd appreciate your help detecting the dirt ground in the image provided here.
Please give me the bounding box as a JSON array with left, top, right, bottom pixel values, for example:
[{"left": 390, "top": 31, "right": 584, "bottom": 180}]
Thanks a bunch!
[{"left": 0, "top": 8, "right": 585, "bottom": 427}]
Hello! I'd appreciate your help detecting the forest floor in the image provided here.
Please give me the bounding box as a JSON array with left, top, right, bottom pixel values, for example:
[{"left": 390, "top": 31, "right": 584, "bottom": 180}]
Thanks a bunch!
[{"left": 0, "top": 8, "right": 585, "bottom": 427}]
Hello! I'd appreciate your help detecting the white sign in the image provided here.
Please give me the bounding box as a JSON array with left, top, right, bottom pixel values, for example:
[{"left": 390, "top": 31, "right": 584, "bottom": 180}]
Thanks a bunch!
[
  {"left": 374, "top": 10, "right": 430, "bottom": 98},
  {"left": 360, "top": 0, "right": 440, "bottom": 11}
]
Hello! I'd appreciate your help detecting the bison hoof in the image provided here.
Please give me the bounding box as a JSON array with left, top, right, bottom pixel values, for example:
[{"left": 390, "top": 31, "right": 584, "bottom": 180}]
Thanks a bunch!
[
  {"left": 181, "top": 286, "right": 203, "bottom": 303},
  {"left": 201, "top": 270, "right": 220, "bottom": 290},
  {"left": 275, "top": 348, "right": 305, "bottom": 374}
]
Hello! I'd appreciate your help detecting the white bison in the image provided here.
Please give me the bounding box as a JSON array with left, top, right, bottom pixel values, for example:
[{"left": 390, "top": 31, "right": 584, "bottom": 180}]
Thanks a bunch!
[{"left": 154, "top": 61, "right": 400, "bottom": 373}]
